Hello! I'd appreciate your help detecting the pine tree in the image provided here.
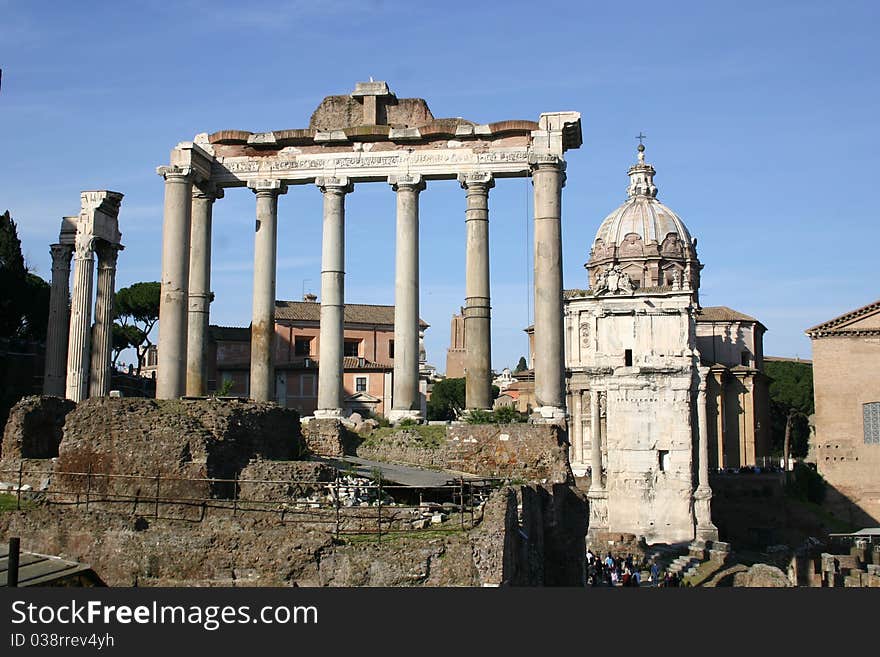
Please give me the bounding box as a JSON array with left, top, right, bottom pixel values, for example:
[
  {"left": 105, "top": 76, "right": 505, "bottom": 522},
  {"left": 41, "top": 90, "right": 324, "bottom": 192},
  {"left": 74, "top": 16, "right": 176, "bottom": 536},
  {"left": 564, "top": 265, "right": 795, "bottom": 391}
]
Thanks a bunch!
[
  {"left": 0, "top": 210, "right": 51, "bottom": 340},
  {"left": 0, "top": 210, "right": 28, "bottom": 339}
]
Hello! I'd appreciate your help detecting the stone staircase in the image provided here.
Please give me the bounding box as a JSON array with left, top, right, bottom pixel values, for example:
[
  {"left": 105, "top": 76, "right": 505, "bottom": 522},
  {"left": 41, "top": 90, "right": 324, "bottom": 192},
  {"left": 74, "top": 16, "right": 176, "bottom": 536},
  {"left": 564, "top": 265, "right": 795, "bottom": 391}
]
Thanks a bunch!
[{"left": 648, "top": 540, "right": 733, "bottom": 585}]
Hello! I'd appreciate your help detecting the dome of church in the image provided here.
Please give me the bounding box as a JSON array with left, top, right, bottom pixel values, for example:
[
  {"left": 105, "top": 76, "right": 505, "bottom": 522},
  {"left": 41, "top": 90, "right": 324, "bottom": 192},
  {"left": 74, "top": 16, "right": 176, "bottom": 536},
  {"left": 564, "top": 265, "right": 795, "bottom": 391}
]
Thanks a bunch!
[{"left": 586, "top": 144, "right": 701, "bottom": 291}]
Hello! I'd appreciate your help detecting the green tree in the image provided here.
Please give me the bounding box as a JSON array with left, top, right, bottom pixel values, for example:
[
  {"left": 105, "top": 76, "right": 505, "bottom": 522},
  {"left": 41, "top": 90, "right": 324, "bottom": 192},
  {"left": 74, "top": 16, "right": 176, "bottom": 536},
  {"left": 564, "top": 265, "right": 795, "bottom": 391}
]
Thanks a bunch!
[
  {"left": 114, "top": 281, "right": 161, "bottom": 375},
  {"left": 0, "top": 211, "right": 50, "bottom": 340},
  {"left": 514, "top": 356, "right": 528, "bottom": 373},
  {"left": 112, "top": 323, "right": 145, "bottom": 368},
  {"left": 427, "top": 377, "right": 465, "bottom": 421},
  {"left": 765, "top": 360, "right": 814, "bottom": 458}
]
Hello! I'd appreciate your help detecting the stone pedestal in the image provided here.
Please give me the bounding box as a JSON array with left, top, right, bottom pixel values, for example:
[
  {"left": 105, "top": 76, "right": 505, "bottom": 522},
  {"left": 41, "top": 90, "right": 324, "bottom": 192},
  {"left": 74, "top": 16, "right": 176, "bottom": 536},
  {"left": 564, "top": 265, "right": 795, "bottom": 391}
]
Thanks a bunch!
[
  {"left": 586, "top": 489, "right": 609, "bottom": 544},
  {"left": 315, "top": 177, "right": 352, "bottom": 416},
  {"left": 388, "top": 174, "right": 425, "bottom": 423},
  {"left": 248, "top": 180, "right": 286, "bottom": 402},
  {"left": 43, "top": 244, "right": 73, "bottom": 397},
  {"left": 459, "top": 172, "right": 493, "bottom": 411}
]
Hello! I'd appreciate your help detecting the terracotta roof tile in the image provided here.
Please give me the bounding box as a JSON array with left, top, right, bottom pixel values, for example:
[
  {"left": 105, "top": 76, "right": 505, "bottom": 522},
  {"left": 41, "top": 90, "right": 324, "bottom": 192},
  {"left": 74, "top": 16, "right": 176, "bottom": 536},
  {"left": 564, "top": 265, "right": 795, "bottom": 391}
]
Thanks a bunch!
[
  {"left": 275, "top": 300, "right": 428, "bottom": 328},
  {"left": 697, "top": 306, "right": 760, "bottom": 324},
  {"left": 806, "top": 298, "right": 880, "bottom": 337}
]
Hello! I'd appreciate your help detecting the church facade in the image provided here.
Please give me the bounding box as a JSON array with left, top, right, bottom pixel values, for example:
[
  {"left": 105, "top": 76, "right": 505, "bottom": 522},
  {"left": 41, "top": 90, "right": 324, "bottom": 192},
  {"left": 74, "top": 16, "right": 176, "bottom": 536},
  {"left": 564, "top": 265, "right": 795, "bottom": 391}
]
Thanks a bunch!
[{"left": 564, "top": 144, "right": 769, "bottom": 545}]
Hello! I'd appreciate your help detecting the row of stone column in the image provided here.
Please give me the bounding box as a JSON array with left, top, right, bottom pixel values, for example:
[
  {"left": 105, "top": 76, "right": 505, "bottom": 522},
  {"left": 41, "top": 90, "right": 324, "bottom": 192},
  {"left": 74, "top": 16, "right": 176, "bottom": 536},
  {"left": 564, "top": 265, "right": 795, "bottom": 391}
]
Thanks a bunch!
[
  {"left": 43, "top": 226, "right": 122, "bottom": 402},
  {"left": 157, "top": 162, "right": 567, "bottom": 422}
]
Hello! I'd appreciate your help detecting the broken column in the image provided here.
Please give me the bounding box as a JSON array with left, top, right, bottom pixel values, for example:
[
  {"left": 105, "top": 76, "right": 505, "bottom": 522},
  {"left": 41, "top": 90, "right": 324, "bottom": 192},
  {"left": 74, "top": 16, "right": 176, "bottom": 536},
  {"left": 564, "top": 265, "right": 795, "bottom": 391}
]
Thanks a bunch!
[{"left": 65, "top": 191, "right": 123, "bottom": 402}]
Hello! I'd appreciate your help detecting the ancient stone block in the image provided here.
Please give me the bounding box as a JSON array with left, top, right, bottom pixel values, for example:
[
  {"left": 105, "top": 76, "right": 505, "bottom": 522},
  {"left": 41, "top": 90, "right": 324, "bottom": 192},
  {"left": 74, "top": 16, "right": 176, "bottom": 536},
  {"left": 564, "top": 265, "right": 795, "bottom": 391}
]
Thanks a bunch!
[
  {"left": 1, "top": 395, "right": 76, "bottom": 460},
  {"left": 50, "top": 397, "right": 303, "bottom": 510},
  {"left": 731, "top": 563, "right": 793, "bottom": 587}
]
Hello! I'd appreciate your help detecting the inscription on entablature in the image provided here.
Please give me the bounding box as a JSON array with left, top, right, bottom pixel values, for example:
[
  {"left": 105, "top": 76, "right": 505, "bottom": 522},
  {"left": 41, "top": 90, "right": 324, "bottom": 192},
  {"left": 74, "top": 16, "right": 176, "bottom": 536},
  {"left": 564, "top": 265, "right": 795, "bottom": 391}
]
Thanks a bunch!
[{"left": 216, "top": 149, "right": 531, "bottom": 177}]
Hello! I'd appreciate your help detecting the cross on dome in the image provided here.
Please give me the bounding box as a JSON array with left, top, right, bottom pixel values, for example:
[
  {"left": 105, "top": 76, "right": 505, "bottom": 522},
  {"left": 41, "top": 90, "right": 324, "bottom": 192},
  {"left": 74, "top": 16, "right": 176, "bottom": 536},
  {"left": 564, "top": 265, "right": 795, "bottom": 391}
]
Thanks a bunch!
[{"left": 626, "top": 140, "right": 657, "bottom": 198}]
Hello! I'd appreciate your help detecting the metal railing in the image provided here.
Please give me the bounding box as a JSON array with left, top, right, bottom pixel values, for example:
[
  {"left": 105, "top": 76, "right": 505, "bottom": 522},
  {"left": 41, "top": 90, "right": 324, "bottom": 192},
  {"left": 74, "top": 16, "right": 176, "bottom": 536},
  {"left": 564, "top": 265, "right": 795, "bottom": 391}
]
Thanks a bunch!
[{"left": 0, "top": 464, "right": 502, "bottom": 544}]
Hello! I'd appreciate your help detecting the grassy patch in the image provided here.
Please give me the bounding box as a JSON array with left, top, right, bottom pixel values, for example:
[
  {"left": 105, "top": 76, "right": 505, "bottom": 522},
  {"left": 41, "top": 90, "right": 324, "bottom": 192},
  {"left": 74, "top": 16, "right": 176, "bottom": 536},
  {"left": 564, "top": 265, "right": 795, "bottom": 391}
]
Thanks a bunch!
[
  {"left": 360, "top": 425, "right": 447, "bottom": 449},
  {"left": 0, "top": 493, "right": 32, "bottom": 512}
]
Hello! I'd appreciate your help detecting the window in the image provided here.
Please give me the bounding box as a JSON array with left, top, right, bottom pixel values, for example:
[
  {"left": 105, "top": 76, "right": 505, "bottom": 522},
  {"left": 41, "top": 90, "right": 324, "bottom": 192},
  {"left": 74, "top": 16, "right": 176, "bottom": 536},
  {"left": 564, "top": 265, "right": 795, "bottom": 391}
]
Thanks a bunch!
[
  {"left": 294, "top": 337, "right": 311, "bottom": 356},
  {"left": 658, "top": 450, "right": 670, "bottom": 472},
  {"left": 356, "top": 377, "right": 367, "bottom": 393},
  {"left": 624, "top": 349, "right": 633, "bottom": 367},
  {"left": 388, "top": 340, "right": 395, "bottom": 359},
  {"left": 865, "top": 402, "right": 880, "bottom": 445},
  {"left": 344, "top": 340, "right": 360, "bottom": 358},
  {"left": 741, "top": 351, "right": 750, "bottom": 367}
]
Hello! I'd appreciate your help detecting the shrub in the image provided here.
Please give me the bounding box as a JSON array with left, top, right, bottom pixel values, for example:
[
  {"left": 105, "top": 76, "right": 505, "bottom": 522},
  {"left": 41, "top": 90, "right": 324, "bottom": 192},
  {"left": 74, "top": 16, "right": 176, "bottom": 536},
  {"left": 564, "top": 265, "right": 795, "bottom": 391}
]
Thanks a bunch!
[
  {"left": 465, "top": 409, "right": 495, "bottom": 424},
  {"left": 493, "top": 405, "right": 524, "bottom": 424}
]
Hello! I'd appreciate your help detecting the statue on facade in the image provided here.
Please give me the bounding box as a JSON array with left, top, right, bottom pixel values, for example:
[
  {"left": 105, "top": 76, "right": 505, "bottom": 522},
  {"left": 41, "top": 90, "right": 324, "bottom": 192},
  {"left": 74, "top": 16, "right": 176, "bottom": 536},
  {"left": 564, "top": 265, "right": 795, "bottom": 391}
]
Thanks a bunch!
[{"left": 594, "top": 264, "right": 634, "bottom": 296}]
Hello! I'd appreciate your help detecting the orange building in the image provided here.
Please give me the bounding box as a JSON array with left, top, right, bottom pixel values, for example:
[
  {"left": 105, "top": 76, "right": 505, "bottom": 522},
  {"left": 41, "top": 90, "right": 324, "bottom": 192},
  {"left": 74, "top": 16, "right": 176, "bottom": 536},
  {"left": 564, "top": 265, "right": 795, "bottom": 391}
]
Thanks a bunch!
[{"left": 207, "top": 297, "right": 429, "bottom": 418}]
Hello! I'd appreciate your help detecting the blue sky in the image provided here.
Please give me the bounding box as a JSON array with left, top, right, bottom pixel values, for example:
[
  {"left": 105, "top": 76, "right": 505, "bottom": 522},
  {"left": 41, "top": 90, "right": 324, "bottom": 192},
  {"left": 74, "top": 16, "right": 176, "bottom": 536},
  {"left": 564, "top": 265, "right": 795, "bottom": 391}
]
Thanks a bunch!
[{"left": 2, "top": 0, "right": 877, "bottom": 370}]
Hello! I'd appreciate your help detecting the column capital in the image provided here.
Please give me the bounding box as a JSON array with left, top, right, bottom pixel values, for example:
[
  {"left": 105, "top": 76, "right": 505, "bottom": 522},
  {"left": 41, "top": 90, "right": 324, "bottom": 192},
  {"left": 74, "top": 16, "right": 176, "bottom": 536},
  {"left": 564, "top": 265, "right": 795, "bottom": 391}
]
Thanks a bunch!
[
  {"left": 529, "top": 156, "right": 567, "bottom": 187},
  {"left": 248, "top": 179, "right": 288, "bottom": 196},
  {"left": 96, "top": 241, "right": 123, "bottom": 269},
  {"left": 458, "top": 171, "right": 494, "bottom": 191},
  {"left": 316, "top": 176, "right": 354, "bottom": 195},
  {"left": 156, "top": 165, "right": 193, "bottom": 182},
  {"left": 388, "top": 173, "right": 426, "bottom": 193},
  {"left": 193, "top": 181, "right": 224, "bottom": 202},
  {"left": 73, "top": 232, "right": 96, "bottom": 261},
  {"left": 49, "top": 243, "right": 73, "bottom": 266}
]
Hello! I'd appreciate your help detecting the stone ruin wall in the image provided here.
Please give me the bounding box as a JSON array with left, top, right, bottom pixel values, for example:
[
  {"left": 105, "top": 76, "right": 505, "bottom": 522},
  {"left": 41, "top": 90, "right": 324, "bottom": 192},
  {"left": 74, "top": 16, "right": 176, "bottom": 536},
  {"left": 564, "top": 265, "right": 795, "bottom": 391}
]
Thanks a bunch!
[
  {"left": 357, "top": 423, "right": 574, "bottom": 484},
  {"left": 0, "top": 482, "right": 587, "bottom": 587},
  {"left": 0, "top": 396, "right": 589, "bottom": 586}
]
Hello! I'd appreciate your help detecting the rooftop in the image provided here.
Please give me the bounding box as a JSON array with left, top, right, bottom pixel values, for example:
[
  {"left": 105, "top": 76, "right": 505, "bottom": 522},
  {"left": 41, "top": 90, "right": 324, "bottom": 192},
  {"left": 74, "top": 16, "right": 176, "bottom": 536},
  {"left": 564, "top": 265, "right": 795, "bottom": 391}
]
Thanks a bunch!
[{"left": 275, "top": 300, "right": 428, "bottom": 328}]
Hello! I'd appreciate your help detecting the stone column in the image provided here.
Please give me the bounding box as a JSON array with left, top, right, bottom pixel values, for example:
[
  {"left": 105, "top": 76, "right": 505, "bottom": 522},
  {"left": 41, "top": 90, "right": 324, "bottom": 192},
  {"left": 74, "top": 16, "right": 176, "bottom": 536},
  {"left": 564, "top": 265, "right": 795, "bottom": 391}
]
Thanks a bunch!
[
  {"left": 531, "top": 160, "right": 566, "bottom": 421},
  {"left": 65, "top": 234, "right": 95, "bottom": 402},
  {"left": 572, "top": 390, "right": 584, "bottom": 464},
  {"left": 589, "top": 389, "right": 604, "bottom": 493},
  {"left": 88, "top": 243, "right": 120, "bottom": 398},
  {"left": 458, "top": 172, "right": 494, "bottom": 411},
  {"left": 315, "top": 176, "right": 353, "bottom": 418},
  {"left": 694, "top": 368, "right": 719, "bottom": 542},
  {"left": 186, "top": 183, "right": 223, "bottom": 397},
  {"left": 587, "top": 387, "right": 608, "bottom": 542},
  {"left": 156, "top": 165, "right": 193, "bottom": 399},
  {"left": 43, "top": 243, "right": 73, "bottom": 396},
  {"left": 248, "top": 179, "right": 287, "bottom": 402},
  {"left": 388, "top": 174, "right": 425, "bottom": 423}
]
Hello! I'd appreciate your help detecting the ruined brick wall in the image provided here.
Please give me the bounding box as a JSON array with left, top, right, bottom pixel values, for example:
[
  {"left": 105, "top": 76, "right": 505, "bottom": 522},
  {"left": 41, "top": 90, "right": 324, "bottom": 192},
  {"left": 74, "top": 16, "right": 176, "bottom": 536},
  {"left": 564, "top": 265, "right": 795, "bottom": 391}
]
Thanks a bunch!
[
  {"left": 45, "top": 398, "right": 303, "bottom": 510},
  {"left": 0, "top": 482, "right": 588, "bottom": 587},
  {"left": 1, "top": 396, "right": 75, "bottom": 460},
  {"left": 301, "top": 418, "right": 348, "bottom": 457},
  {"left": 357, "top": 423, "right": 573, "bottom": 483}
]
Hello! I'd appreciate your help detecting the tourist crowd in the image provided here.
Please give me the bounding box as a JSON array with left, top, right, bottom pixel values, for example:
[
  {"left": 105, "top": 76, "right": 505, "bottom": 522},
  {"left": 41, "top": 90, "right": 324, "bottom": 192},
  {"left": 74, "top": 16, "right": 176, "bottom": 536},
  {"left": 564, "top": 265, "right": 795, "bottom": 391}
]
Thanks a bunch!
[{"left": 585, "top": 550, "right": 685, "bottom": 587}]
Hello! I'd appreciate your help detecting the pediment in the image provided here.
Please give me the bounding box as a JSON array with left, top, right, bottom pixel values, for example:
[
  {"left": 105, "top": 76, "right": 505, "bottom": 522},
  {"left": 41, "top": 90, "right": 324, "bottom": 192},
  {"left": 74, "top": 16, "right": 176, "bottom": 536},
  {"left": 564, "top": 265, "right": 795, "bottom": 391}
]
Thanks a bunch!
[{"left": 345, "top": 392, "right": 380, "bottom": 403}]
